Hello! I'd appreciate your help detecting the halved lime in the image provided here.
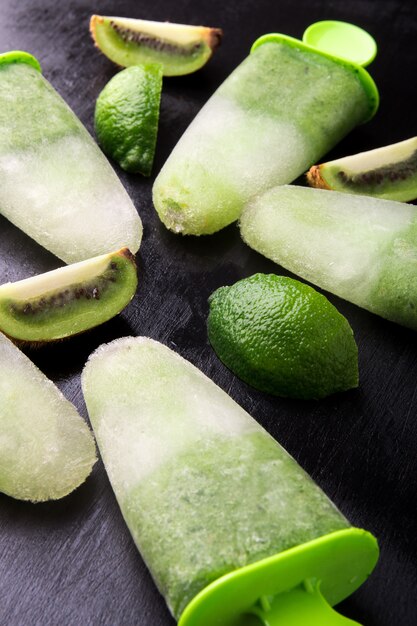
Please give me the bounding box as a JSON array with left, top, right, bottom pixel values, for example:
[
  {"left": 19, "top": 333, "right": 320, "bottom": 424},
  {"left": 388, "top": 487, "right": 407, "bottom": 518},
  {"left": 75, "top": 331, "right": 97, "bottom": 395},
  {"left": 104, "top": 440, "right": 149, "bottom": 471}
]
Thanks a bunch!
[
  {"left": 95, "top": 64, "right": 163, "bottom": 176},
  {"left": 208, "top": 273, "right": 358, "bottom": 399}
]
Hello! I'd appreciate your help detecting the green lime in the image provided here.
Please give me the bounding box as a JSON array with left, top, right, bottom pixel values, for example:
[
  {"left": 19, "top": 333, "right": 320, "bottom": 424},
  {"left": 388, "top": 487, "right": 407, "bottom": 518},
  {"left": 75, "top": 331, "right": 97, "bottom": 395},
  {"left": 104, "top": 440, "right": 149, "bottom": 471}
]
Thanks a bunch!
[
  {"left": 207, "top": 274, "right": 358, "bottom": 400},
  {"left": 94, "top": 64, "right": 163, "bottom": 176}
]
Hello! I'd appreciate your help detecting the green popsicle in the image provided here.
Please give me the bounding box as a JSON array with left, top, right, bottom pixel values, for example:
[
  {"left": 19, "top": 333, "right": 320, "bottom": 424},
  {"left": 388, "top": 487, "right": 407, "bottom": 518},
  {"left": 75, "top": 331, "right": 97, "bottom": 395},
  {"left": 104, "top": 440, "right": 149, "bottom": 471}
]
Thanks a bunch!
[
  {"left": 82, "top": 337, "right": 378, "bottom": 625},
  {"left": 153, "top": 23, "right": 378, "bottom": 235},
  {"left": 0, "top": 51, "right": 142, "bottom": 263},
  {"left": 0, "top": 332, "right": 96, "bottom": 501},
  {"left": 240, "top": 185, "right": 417, "bottom": 330}
]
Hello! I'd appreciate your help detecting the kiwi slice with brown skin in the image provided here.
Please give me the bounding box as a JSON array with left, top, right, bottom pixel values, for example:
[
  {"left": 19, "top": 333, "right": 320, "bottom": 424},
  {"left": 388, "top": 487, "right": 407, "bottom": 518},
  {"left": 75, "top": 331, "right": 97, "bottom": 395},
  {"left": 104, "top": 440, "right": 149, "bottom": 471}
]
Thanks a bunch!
[
  {"left": 0, "top": 248, "right": 137, "bottom": 343},
  {"left": 307, "top": 137, "right": 417, "bottom": 202},
  {"left": 90, "top": 15, "right": 222, "bottom": 76}
]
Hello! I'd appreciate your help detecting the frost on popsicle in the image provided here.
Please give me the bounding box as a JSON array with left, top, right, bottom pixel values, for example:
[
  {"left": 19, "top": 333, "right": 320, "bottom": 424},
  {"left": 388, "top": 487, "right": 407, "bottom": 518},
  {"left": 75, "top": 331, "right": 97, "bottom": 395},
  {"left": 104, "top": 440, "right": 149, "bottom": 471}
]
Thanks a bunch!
[
  {"left": 82, "top": 337, "right": 349, "bottom": 618},
  {"left": 153, "top": 39, "right": 374, "bottom": 235},
  {"left": 0, "top": 332, "right": 96, "bottom": 502},
  {"left": 0, "top": 57, "right": 142, "bottom": 263},
  {"left": 240, "top": 185, "right": 417, "bottom": 330}
]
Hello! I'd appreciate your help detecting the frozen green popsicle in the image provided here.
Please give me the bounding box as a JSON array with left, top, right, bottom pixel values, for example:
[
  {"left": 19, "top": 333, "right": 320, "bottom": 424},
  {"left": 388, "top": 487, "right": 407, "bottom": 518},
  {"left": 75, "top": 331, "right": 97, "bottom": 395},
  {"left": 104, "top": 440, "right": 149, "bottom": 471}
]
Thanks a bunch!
[
  {"left": 0, "top": 52, "right": 142, "bottom": 263},
  {"left": 240, "top": 185, "right": 417, "bottom": 331},
  {"left": 153, "top": 22, "right": 378, "bottom": 235},
  {"left": 82, "top": 337, "right": 378, "bottom": 625},
  {"left": 0, "top": 331, "right": 96, "bottom": 501}
]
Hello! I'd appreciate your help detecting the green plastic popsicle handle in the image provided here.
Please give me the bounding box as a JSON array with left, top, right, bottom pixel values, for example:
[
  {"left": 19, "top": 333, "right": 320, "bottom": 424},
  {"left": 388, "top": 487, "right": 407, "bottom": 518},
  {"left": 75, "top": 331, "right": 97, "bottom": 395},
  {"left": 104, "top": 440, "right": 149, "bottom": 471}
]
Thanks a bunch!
[
  {"left": 249, "top": 581, "right": 361, "bottom": 625},
  {"left": 178, "top": 528, "right": 379, "bottom": 626},
  {"left": 0, "top": 50, "right": 41, "bottom": 72},
  {"left": 251, "top": 22, "right": 379, "bottom": 120},
  {"left": 303, "top": 21, "right": 377, "bottom": 68}
]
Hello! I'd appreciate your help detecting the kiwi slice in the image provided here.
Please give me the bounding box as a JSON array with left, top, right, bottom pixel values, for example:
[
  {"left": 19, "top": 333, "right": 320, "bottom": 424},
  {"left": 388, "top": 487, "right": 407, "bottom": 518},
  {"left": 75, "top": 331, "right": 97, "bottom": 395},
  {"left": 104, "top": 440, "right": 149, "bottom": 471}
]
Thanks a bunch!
[
  {"left": 0, "top": 331, "right": 96, "bottom": 502},
  {"left": 307, "top": 137, "right": 417, "bottom": 202},
  {"left": 90, "top": 15, "right": 222, "bottom": 76},
  {"left": 0, "top": 248, "right": 137, "bottom": 343}
]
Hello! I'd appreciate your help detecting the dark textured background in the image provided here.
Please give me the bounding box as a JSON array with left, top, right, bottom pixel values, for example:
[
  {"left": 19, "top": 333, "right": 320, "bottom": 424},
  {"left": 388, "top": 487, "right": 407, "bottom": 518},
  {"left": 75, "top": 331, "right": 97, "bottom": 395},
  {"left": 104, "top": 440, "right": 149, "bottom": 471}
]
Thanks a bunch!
[{"left": 1, "top": 1, "right": 417, "bottom": 624}]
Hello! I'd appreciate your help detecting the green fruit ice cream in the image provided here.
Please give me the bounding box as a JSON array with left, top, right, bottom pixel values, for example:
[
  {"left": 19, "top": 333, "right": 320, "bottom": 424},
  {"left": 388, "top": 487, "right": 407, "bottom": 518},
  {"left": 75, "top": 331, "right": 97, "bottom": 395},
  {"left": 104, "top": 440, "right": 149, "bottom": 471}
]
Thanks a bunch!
[
  {"left": 0, "top": 52, "right": 142, "bottom": 263},
  {"left": 82, "top": 337, "right": 377, "bottom": 623},
  {"left": 0, "top": 331, "right": 96, "bottom": 502},
  {"left": 152, "top": 34, "right": 378, "bottom": 235},
  {"left": 240, "top": 185, "right": 417, "bottom": 331}
]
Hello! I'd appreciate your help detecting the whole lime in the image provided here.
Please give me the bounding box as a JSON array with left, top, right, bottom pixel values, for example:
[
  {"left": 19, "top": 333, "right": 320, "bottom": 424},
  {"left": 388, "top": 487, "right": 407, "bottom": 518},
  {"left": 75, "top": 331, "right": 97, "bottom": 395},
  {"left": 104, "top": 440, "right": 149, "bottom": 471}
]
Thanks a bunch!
[
  {"left": 94, "top": 64, "right": 163, "bottom": 176},
  {"left": 207, "top": 274, "right": 358, "bottom": 399}
]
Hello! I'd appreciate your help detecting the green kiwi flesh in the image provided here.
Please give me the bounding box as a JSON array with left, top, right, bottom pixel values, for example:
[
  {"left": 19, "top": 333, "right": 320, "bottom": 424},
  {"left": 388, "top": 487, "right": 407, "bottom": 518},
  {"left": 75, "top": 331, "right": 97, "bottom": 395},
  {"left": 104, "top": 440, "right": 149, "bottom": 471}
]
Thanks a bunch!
[
  {"left": 90, "top": 15, "right": 222, "bottom": 76},
  {"left": 0, "top": 248, "right": 137, "bottom": 342},
  {"left": 307, "top": 137, "right": 417, "bottom": 202}
]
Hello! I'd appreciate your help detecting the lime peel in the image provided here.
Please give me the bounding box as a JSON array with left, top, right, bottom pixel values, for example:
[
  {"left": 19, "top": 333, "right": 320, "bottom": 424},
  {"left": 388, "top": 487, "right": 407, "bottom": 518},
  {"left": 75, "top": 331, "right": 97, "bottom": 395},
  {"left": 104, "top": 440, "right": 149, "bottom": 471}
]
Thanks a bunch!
[
  {"left": 208, "top": 273, "right": 358, "bottom": 400},
  {"left": 95, "top": 63, "right": 163, "bottom": 176}
]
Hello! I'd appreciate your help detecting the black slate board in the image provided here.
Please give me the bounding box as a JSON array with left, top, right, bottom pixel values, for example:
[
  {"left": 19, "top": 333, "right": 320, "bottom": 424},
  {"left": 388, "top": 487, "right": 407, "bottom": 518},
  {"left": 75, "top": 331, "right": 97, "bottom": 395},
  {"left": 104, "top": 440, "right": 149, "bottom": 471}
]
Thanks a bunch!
[{"left": 1, "top": 1, "right": 417, "bottom": 625}]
